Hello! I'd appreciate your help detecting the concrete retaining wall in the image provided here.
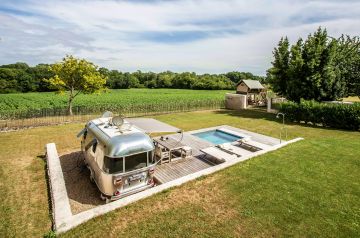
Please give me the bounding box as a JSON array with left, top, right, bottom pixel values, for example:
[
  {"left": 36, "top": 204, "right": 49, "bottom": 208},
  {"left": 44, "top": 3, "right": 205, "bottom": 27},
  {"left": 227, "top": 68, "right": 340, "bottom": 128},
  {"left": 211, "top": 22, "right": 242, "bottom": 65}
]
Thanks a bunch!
[{"left": 46, "top": 143, "right": 72, "bottom": 231}]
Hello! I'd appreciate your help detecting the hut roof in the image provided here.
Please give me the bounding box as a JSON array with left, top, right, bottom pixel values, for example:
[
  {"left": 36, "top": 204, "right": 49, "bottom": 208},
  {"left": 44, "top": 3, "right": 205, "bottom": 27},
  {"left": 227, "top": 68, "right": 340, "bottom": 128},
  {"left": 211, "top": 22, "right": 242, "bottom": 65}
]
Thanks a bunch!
[{"left": 237, "top": 79, "right": 264, "bottom": 89}]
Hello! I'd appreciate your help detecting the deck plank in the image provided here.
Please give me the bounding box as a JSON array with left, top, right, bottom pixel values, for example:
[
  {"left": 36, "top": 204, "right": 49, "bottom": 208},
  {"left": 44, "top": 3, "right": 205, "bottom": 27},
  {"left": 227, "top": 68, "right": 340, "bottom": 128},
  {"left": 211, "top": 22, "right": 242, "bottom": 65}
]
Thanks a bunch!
[{"left": 154, "top": 156, "right": 214, "bottom": 184}]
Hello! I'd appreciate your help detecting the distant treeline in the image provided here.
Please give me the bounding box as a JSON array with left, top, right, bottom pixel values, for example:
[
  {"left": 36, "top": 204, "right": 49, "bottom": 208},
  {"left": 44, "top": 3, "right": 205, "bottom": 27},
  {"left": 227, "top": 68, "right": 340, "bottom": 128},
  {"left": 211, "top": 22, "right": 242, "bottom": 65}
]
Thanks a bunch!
[{"left": 0, "top": 62, "right": 265, "bottom": 93}]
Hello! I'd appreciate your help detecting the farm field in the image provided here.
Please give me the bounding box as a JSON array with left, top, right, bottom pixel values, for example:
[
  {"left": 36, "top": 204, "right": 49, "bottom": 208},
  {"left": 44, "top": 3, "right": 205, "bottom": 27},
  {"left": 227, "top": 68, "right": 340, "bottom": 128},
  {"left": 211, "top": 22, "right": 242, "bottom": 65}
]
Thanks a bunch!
[
  {"left": 0, "top": 89, "right": 229, "bottom": 119},
  {"left": 0, "top": 110, "right": 359, "bottom": 237}
]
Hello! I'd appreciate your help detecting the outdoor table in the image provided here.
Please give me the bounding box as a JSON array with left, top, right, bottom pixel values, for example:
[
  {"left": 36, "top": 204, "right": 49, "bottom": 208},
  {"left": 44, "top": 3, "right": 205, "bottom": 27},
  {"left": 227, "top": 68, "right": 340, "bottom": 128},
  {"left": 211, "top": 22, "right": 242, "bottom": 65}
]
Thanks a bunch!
[{"left": 153, "top": 137, "right": 187, "bottom": 163}]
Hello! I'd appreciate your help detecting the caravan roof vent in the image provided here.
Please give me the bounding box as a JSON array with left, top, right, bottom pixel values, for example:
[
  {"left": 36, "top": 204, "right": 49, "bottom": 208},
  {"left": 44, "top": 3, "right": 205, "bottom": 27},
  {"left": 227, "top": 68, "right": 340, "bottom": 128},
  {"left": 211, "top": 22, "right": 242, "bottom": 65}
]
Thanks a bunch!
[{"left": 112, "top": 116, "right": 124, "bottom": 127}]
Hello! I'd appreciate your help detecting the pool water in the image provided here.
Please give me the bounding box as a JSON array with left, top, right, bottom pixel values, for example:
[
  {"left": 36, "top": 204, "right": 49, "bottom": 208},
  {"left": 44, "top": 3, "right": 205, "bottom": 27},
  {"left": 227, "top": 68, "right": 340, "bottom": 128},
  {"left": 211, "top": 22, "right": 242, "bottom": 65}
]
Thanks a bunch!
[{"left": 192, "top": 130, "right": 242, "bottom": 145}]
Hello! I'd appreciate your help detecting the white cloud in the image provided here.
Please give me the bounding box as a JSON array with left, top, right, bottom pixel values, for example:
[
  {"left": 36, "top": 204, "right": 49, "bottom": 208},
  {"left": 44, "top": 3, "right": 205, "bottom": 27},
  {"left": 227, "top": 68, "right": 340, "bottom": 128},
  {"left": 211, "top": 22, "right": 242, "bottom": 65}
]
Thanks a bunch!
[{"left": 0, "top": 0, "right": 359, "bottom": 74}]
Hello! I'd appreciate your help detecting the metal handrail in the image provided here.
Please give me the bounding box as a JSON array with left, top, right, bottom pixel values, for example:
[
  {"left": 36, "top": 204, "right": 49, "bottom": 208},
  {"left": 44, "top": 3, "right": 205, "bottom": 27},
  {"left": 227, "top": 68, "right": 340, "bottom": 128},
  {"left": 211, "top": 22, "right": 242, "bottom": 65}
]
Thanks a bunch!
[
  {"left": 279, "top": 126, "right": 287, "bottom": 143},
  {"left": 276, "top": 113, "right": 287, "bottom": 143}
]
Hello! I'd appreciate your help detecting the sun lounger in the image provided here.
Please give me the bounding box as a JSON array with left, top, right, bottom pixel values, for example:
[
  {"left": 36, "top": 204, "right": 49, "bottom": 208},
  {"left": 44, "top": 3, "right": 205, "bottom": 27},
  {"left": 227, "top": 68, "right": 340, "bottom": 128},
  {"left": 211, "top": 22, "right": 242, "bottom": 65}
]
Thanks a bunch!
[
  {"left": 200, "top": 147, "right": 239, "bottom": 163},
  {"left": 217, "top": 143, "right": 252, "bottom": 156},
  {"left": 234, "top": 139, "right": 271, "bottom": 151}
]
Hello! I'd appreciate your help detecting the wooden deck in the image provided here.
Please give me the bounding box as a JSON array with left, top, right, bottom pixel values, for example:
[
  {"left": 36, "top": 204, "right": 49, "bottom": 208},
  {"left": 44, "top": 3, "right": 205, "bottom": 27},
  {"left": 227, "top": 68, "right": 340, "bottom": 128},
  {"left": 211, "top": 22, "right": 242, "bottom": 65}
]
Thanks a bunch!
[
  {"left": 153, "top": 132, "right": 216, "bottom": 184},
  {"left": 152, "top": 125, "right": 279, "bottom": 184},
  {"left": 154, "top": 156, "right": 214, "bottom": 184}
]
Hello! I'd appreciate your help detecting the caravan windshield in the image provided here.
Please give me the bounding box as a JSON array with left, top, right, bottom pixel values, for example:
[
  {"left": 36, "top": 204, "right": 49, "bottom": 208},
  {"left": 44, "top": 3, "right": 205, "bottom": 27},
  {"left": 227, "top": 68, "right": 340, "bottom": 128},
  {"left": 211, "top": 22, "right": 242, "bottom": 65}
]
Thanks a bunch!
[
  {"left": 103, "top": 152, "right": 153, "bottom": 174},
  {"left": 125, "top": 152, "right": 147, "bottom": 172}
]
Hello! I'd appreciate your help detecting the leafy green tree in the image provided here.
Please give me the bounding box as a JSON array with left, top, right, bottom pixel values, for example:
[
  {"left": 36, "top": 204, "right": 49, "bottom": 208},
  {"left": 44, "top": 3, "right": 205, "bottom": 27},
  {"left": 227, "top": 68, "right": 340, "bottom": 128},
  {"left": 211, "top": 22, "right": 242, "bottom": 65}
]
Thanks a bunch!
[
  {"left": 98, "top": 67, "right": 110, "bottom": 77},
  {"left": 47, "top": 55, "right": 107, "bottom": 115},
  {"left": 286, "top": 39, "right": 304, "bottom": 101},
  {"left": 301, "top": 28, "right": 341, "bottom": 101},
  {"left": 0, "top": 62, "right": 30, "bottom": 70},
  {"left": 225, "top": 72, "right": 244, "bottom": 84},
  {"left": 0, "top": 63, "right": 35, "bottom": 92},
  {"left": 225, "top": 71, "right": 265, "bottom": 84},
  {"left": 0, "top": 68, "right": 18, "bottom": 93},
  {"left": 0, "top": 60, "right": 261, "bottom": 93},
  {"left": 173, "top": 72, "right": 196, "bottom": 89},
  {"left": 268, "top": 37, "right": 290, "bottom": 97},
  {"left": 268, "top": 27, "right": 355, "bottom": 102},
  {"left": 157, "top": 71, "right": 174, "bottom": 88},
  {"left": 109, "top": 70, "right": 126, "bottom": 88},
  {"left": 348, "top": 58, "right": 360, "bottom": 98},
  {"left": 123, "top": 72, "right": 139, "bottom": 88},
  {"left": 17, "top": 71, "right": 37, "bottom": 92},
  {"left": 335, "top": 35, "right": 360, "bottom": 99},
  {"left": 31, "top": 64, "right": 54, "bottom": 91}
]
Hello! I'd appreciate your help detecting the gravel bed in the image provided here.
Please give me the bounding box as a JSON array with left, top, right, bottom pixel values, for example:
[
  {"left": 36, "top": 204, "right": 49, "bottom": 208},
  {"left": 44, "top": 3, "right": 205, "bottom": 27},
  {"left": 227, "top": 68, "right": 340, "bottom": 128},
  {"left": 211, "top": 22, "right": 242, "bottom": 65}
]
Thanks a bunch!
[{"left": 59, "top": 151, "right": 104, "bottom": 214}]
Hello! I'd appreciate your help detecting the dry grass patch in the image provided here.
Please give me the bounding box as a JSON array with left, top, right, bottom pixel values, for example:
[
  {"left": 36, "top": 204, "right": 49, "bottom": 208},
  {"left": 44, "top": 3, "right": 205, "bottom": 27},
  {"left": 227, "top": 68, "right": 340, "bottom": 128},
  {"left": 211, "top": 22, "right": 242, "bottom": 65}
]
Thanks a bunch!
[
  {"left": 0, "top": 123, "right": 83, "bottom": 237},
  {"left": 59, "top": 151, "right": 104, "bottom": 214}
]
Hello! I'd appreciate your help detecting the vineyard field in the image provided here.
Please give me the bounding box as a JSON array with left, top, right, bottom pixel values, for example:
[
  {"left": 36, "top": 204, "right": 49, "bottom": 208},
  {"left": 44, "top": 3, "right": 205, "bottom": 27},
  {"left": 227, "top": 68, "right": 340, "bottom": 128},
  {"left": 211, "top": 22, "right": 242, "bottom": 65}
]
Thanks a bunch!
[{"left": 0, "top": 89, "right": 229, "bottom": 119}]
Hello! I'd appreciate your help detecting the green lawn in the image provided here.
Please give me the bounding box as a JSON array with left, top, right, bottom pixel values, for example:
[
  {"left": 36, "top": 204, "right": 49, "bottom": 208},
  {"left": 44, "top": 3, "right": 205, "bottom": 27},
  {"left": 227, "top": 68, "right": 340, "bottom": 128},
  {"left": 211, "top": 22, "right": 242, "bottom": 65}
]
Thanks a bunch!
[{"left": 0, "top": 110, "right": 359, "bottom": 237}]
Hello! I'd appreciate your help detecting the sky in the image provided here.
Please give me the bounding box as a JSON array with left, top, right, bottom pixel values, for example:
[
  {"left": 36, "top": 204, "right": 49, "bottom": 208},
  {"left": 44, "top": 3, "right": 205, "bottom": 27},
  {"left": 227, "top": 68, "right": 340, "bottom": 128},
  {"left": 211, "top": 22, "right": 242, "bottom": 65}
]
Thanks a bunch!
[{"left": 0, "top": 0, "right": 359, "bottom": 75}]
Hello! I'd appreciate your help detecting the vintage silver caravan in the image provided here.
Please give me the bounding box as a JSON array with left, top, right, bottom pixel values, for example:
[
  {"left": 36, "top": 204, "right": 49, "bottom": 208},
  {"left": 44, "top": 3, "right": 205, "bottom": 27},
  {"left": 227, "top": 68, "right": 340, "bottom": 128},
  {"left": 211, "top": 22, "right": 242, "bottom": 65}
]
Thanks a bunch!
[{"left": 78, "top": 115, "right": 156, "bottom": 203}]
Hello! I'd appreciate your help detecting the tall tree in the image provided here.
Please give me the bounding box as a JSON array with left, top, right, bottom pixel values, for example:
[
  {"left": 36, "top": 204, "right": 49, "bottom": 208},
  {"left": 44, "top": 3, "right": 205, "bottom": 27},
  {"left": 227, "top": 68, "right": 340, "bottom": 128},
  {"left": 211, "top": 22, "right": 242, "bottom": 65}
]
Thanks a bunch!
[
  {"left": 301, "top": 28, "right": 340, "bottom": 101},
  {"left": 286, "top": 39, "right": 304, "bottom": 101},
  {"left": 335, "top": 35, "right": 360, "bottom": 99},
  {"left": 268, "top": 37, "right": 290, "bottom": 97},
  {"left": 268, "top": 27, "right": 352, "bottom": 102},
  {"left": 47, "top": 55, "right": 107, "bottom": 115}
]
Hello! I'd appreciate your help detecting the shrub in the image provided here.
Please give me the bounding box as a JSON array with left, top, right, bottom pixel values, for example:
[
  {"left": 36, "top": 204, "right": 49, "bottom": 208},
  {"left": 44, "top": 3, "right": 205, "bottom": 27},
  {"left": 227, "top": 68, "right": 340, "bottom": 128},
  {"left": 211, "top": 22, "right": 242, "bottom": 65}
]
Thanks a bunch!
[
  {"left": 280, "top": 100, "right": 360, "bottom": 130},
  {"left": 43, "top": 230, "right": 56, "bottom": 238}
]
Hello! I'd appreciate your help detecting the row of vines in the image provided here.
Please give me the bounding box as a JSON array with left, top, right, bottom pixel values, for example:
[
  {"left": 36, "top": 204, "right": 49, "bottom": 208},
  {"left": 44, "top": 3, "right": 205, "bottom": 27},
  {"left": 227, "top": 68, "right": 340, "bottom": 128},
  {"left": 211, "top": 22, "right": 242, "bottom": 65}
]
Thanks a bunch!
[{"left": 0, "top": 89, "right": 228, "bottom": 120}]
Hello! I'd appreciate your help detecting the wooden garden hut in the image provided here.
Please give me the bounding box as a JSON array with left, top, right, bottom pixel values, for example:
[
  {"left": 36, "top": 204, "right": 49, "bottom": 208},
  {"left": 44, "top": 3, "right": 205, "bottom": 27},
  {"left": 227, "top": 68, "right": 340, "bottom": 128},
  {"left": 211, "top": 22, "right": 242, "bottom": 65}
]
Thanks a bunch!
[
  {"left": 236, "top": 80, "right": 265, "bottom": 105},
  {"left": 236, "top": 79, "right": 264, "bottom": 94}
]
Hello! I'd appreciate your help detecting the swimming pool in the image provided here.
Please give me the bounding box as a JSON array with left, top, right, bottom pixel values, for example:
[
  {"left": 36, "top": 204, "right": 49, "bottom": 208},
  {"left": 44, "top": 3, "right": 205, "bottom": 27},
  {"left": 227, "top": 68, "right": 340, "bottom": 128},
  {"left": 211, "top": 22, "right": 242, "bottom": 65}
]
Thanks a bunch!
[{"left": 192, "top": 129, "right": 243, "bottom": 145}]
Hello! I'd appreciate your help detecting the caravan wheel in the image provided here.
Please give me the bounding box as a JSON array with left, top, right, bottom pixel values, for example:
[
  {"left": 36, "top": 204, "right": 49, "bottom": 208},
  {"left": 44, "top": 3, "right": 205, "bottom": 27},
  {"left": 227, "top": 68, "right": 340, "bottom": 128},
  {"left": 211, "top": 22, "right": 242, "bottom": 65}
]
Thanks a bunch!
[{"left": 100, "top": 193, "right": 111, "bottom": 204}]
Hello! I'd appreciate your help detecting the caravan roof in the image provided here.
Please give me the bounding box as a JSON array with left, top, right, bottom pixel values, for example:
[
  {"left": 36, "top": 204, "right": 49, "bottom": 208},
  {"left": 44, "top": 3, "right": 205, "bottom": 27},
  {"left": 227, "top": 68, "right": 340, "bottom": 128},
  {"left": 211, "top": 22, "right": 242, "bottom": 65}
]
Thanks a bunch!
[{"left": 87, "top": 117, "right": 154, "bottom": 157}]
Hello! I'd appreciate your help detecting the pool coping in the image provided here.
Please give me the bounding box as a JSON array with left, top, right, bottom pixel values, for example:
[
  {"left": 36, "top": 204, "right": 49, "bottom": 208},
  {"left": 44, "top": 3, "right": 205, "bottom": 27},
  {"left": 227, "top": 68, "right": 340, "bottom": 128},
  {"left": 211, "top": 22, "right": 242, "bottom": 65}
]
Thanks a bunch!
[
  {"left": 46, "top": 129, "right": 303, "bottom": 234},
  {"left": 191, "top": 127, "right": 251, "bottom": 144}
]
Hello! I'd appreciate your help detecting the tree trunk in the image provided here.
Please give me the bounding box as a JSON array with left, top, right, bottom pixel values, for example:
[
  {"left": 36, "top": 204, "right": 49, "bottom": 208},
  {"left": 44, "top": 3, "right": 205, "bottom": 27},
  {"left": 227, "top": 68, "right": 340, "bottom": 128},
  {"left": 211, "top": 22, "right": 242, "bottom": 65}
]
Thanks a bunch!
[{"left": 68, "top": 87, "right": 74, "bottom": 116}]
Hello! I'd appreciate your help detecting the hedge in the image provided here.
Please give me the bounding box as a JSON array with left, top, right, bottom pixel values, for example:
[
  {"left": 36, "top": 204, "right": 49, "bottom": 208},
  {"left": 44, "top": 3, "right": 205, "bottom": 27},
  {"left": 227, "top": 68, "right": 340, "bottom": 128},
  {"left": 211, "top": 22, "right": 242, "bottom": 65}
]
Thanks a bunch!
[{"left": 280, "top": 100, "right": 360, "bottom": 130}]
